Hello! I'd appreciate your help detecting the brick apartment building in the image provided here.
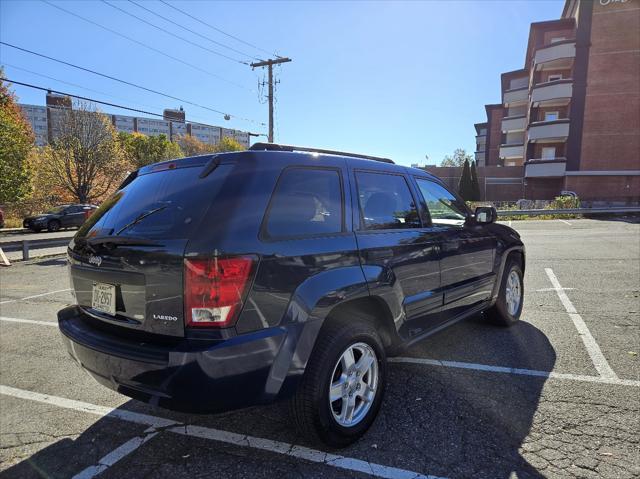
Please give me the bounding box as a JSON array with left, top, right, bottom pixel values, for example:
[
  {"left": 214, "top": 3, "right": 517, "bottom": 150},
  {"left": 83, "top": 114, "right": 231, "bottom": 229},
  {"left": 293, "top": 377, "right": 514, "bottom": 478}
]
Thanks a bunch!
[
  {"left": 20, "top": 92, "right": 251, "bottom": 149},
  {"left": 470, "top": 0, "right": 640, "bottom": 202}
]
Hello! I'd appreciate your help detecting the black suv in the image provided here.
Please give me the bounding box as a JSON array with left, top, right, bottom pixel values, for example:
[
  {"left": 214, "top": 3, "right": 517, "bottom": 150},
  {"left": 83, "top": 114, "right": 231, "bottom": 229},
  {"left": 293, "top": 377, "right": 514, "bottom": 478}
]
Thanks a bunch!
[
  {"left": 58, "top": 144, "right": 525, "bottom": 447},
  {"left": 24, "top": 204, "right": 97, "bottom": 232}
]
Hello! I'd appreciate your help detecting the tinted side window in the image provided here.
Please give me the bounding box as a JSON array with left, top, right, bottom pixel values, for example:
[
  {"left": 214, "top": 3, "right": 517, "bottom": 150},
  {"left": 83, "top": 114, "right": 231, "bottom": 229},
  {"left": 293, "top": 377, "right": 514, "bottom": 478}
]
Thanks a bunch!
[
  {"left": 415, "top": 178, "right": 467, "bottom": 226},
  {"left": 356, "top": 172, "right": 420, "bottom": 230},
  {"left": 264, "top": 168, "right": 343, "bottom": 239}
]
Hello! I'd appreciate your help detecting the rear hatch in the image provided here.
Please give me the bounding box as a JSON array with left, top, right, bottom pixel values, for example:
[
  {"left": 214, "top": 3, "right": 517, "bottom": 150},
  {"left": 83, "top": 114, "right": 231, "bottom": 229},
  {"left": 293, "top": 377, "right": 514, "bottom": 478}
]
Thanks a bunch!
[{"left": 68, "top": 157, "right": 233, "bottom": 338}]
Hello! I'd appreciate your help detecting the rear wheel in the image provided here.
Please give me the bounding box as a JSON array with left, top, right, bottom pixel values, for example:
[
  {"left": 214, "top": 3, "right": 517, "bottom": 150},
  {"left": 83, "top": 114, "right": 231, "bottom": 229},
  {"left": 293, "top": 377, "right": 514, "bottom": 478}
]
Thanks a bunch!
[
  {"left": 290, "top": 317, "right": 386, "bottom": 447},
  {"left": 486, "top": 258, "right": 524, "bottom": 326},
  {"left": 47, "top": 220, "right": 60, "bottom": 232}
]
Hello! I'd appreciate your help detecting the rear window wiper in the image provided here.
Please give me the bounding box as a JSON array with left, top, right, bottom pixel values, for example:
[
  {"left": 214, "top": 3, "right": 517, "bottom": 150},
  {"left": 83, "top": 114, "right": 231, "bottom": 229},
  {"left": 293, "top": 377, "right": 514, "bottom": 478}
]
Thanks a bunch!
[{"left": 115, "top": 206, "right": 168, "bottom": 235}]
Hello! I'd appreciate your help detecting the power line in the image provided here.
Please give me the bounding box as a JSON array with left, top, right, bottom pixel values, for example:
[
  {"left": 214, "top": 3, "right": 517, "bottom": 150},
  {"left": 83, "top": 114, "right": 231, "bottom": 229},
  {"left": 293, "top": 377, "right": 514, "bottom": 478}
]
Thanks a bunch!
[
  {"left": 101, "top": 0, "right": 248, "bottom": 65},
  {"left": 0, "top": 42, "right": 265, "bottom": 126},
  {"left": 4, "top": 63, "right": 235, "bottom": 129},
  {"left": 159, "top": 0, "right": 282, "bottom": 60},
  {"left": 40, "top": 0, "right": 250, "bottom": 90},
  {"left": 2, "top": 77, "right": 266, "bottom": 135},
  {"left": 128, "top": 0, "right": 262, "bottom": 62},
  {"left": 4, "top": 62, "right": 175, "bottom": 115}
]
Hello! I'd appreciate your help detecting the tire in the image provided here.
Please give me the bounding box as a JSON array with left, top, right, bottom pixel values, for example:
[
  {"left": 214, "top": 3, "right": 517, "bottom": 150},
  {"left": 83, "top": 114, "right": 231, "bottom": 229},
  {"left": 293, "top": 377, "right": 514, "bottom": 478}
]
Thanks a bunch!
[
  {"left": 290, "top": 316, "right": 386, "bottom": 448},
  {"left": 485, "top": 257, "right": 524, "bottom": 327},
  {"left": 47, "top": 220, "right": 61, "bottom": 232}
]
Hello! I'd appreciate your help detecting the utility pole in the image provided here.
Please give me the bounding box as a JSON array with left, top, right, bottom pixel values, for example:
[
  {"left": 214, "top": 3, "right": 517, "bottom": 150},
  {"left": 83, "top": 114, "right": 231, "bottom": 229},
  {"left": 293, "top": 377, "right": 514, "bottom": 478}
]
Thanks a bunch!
[{"left": 250, "top": 57, "right": 291, "bottom": 143}]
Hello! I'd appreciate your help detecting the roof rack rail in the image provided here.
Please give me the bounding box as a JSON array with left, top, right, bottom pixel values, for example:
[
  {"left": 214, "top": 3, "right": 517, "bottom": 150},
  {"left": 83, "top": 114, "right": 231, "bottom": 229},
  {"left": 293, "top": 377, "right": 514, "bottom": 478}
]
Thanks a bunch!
[{"left": 249, "top": 143, "right": 395, "bottom": 164}]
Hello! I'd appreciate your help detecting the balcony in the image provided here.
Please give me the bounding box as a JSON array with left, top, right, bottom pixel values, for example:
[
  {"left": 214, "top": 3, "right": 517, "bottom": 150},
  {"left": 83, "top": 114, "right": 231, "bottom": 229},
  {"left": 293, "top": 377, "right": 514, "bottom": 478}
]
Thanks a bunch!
[
  {"left": 499, "top": 143, "right": 525, "bottom": 159},
  {"left": 502, "top": 115, "right": 527, "bottom": 132},
  {"left": 525, "top": 158, "right": 567, "bottom": 178},
  {"left": 503, "top": 87, "right": 528, "bottom": 105},
  {"left": 531, "top": 80, "right": 573, "bottom": 105},
  {"left": 534, "top": 41, "right": 576, "bottom": 69},
  {"left": 528, "top": 119, "right": 570, "bottom": 142}
]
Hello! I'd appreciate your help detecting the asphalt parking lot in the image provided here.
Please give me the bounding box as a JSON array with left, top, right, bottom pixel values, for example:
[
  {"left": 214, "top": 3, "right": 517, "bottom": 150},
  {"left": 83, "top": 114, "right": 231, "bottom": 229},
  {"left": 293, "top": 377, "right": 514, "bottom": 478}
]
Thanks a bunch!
[{"left": 1, "top": 218, "right": 638, "bottom": 479}]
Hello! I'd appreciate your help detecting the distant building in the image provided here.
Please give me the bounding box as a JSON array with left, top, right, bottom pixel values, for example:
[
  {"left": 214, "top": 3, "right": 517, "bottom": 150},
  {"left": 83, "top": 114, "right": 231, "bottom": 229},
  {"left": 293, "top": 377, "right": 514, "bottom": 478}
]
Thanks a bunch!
[
  {"left": 19, "top": 93, "right": 251, "bottom": 149},
  {"left": 474, "top": 0, "right": 639, "bottom": 202}
]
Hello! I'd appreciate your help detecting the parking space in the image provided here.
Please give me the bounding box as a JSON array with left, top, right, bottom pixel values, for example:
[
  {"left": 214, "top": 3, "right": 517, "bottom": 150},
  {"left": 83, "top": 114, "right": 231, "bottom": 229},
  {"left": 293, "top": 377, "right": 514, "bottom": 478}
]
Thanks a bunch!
[{"left": 1, "top": 219, "right": 638, "bottom": 478}]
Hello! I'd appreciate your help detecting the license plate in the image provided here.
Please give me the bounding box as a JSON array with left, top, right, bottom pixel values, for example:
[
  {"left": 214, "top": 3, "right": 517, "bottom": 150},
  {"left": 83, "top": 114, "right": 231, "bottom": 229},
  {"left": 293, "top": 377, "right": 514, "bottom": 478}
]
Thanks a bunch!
[{"left": 92, "top": 282, "right": 116, "bottom": 316}]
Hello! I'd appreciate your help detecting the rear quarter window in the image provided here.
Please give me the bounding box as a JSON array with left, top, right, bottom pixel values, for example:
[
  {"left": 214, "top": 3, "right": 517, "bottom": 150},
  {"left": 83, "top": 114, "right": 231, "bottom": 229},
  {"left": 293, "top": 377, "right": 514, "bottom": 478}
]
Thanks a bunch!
[{"left": 263, "top": 167, "right": 344, "bottom": 239}]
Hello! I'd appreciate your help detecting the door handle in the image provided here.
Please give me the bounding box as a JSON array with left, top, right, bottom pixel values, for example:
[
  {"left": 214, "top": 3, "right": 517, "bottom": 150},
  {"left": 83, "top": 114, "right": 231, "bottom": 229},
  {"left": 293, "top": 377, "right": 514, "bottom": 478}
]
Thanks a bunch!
[{"left": 367, "top": 249, "right": 393, "bottom": 260}]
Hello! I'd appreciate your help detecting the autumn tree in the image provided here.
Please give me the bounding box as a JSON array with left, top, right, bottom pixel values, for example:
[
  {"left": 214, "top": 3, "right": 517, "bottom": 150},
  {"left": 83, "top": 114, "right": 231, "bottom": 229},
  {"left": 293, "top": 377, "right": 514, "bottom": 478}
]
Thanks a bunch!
[
  {"left": 215, "top": 136, "right": 245, "bottom": 153},
  {"left": 46, "top": 101, "right": 130, "bottom": 203},
  {"left": 119, "top": 132, "right": 183, "bottom": 168},
  {"left": 0, "top": 74, "right": 34, "bottom": 204},
  {"left": 176, "top": 134, "right": 216, "bottom": 156},
  {"left": 440, "top": 148, "right": 473, "bottom": 167}
]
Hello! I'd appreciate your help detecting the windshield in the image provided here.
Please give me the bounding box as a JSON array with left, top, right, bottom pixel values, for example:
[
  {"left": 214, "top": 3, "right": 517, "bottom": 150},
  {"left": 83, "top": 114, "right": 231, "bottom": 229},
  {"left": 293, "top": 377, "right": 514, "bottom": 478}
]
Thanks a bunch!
[{"left": 76, "top": 164, "right": 232, "bottom": 240}]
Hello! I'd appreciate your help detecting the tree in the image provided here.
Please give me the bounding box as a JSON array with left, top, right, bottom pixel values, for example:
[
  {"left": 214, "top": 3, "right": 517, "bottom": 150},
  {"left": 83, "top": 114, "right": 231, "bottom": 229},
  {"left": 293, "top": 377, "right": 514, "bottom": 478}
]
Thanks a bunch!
[
  {"left": 470, "top": 160, "right": 481, "bottom": 201},
  {"left": 0, "top": 74, "right": 34, "bottom": 204},
  {"left": 176, "top": 134, "right": 216, "bottom": 156},
  {"left": 440, "top": 148, "right": 473, "bottom": 167},
  {"left": 458, "top": 159, "right": 474, "bottom": 201},
  {"left": 215, "top": 136, "right": 245, "bottom": 153},
  {"left": 119, "top": 132, "right": 184, "bottom": 168},
  {"left": 46, "top": 101, "right": 131, "bottom": 203}
]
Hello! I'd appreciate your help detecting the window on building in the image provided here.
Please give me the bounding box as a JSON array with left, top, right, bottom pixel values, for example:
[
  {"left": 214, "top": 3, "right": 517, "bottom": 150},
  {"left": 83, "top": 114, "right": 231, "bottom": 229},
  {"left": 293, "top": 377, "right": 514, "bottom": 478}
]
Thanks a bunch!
[
  {"left": 356, "top": 172, "right": 420, "bottom": 230},
  {"left": 414, "top": 179, "right": 466, "bottom": 226},
  {"left": 548, "top": 74, "right": 563, "bottom": 82},
  {"left": 550, "top": 37, "right": 566, "bottom": 44},
  {"left": 541, "top": 147, "right": 556, "bottom": 160},
  {"left": 264, "top": 167, "right": 343, "bottom": 239},
  {"left": 544, "top": 111, "right": 559, "bottom": 121}
]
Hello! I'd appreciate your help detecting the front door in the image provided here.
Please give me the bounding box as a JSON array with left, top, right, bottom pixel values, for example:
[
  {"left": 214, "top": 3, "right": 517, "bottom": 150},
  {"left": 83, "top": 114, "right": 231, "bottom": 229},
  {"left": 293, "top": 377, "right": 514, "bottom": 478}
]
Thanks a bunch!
[
  {"left": 413, "top": 178, "right": 497, "bottom": 322},
  {"left": 352, "top": 169, "right": 441, "bottom": 339}
]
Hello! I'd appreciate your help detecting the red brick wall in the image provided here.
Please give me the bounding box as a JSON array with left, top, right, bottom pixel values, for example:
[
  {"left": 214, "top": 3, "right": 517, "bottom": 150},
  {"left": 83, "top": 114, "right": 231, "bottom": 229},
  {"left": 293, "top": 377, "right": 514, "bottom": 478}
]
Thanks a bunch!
[
  {"left": 487, "top": 107, "right": 504, "bottom": 166},
  {"left": 525, "top": 178, "right": 565, "bottom": 200},
  {"left": 543, "top": 28, "right": 575, "bottom": 45},
  {"left": 564, "top": 175, "right": 640, "bottom": 202},
  {"left": 580, "top": 0, "right": 640, "bottom": 172}
]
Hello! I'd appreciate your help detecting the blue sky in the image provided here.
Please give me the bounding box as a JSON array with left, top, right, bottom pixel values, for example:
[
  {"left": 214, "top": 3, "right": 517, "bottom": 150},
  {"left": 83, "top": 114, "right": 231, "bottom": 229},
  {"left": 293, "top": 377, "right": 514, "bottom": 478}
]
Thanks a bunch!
[{"left": 1, "top": 0, "right": 564, "bottom": 166}]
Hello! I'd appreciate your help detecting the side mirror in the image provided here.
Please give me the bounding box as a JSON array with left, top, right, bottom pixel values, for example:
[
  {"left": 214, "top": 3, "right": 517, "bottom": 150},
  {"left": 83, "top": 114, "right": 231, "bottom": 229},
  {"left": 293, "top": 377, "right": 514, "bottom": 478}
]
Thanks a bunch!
[{"left": 475, "top": 206, "right": 497, "bottom": 224}]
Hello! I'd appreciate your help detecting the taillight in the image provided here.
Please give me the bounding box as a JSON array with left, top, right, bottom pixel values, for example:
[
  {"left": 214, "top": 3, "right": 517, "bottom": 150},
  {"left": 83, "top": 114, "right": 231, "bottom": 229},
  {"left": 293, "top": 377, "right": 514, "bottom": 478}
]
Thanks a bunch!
[{"left": 184, "top": 256, "right": 255, "bottom": 328}]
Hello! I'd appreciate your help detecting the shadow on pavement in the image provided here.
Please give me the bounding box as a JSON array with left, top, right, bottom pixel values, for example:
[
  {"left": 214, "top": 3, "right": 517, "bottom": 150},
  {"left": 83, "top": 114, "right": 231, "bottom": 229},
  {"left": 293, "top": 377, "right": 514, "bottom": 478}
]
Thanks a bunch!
[{"left": 2, "top": 320, "right": 555, "bottom": 479}]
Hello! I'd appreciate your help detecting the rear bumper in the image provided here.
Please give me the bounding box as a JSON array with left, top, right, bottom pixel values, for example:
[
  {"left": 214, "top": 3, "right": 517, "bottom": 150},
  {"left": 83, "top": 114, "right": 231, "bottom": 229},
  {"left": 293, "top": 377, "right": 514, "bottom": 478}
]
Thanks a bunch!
[{"left": 58, "top": 306, "right": 299, "bottom": 413}]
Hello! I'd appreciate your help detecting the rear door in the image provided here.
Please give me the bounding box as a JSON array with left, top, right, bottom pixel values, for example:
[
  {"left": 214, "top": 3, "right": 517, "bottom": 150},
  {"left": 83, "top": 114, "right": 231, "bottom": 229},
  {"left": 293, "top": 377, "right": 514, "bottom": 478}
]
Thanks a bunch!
[
  {"left": 352, "top": 169, "right": 441, "bottom": 339},
  {"left": 413, "top": 177, "right": 497, "bottom": 320},
  {"left": 68, "top": 160, "right": 234, "bottom": 338},
  {"left": 66, "top": 205, "right": 86, "bottom": 227}
]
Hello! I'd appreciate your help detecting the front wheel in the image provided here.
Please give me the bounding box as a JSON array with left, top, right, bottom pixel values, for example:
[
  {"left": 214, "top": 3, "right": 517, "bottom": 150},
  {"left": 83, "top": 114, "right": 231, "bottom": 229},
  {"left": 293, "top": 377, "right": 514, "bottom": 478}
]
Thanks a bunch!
[
  {"left": 47, "top": 220, "right": 60, "bottom": 232},
  {"left": 486, "top": 258, "right": 524, "bottom": 326},
  {"left": 290, "top": 318, "right": 386, "bottom": 447}
]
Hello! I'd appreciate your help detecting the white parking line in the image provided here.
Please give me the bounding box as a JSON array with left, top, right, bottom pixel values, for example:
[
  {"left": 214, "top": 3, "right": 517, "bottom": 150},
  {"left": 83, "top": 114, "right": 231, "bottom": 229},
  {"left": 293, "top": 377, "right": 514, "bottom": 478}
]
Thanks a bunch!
[
  {"left": 73, "top": 428, "right": 159, "bottom": 479},
  {"left": 558, "top": 219, "right": 572, "bottom": 226},
  {"left": 3, "top": 314, "right": 638, "bottom": 387},
  {"left": 0, "top": 316, "right": 57, "bottom": 327},
  {"left": 545, "top": 268, "right": 618, "bottom": 379},
  {"left": 389, "top": 357, "right": 639, "bottom": 387},
  {"left": 0, "top": 288, "right": 71, "bottom": 305},
  {"left": 0, "top": 385, "right": 444, "bottom": 479}
]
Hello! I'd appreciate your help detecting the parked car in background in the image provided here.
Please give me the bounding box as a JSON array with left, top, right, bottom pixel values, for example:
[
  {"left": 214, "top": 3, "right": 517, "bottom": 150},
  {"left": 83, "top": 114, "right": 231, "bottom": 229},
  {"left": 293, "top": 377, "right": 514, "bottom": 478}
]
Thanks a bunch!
[
  {"left": 58, "top": 144, "right": 525, "bottom": 447},
  {"left": 24, "top": 204, "right": 97, "bottom": 232}
]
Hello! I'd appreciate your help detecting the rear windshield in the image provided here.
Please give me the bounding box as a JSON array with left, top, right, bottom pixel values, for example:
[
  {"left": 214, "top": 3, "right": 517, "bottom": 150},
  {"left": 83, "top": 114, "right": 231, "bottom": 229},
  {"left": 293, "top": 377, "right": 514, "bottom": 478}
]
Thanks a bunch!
[{"left": 77, "top": 164, "right": 232, "bottom": 240}]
